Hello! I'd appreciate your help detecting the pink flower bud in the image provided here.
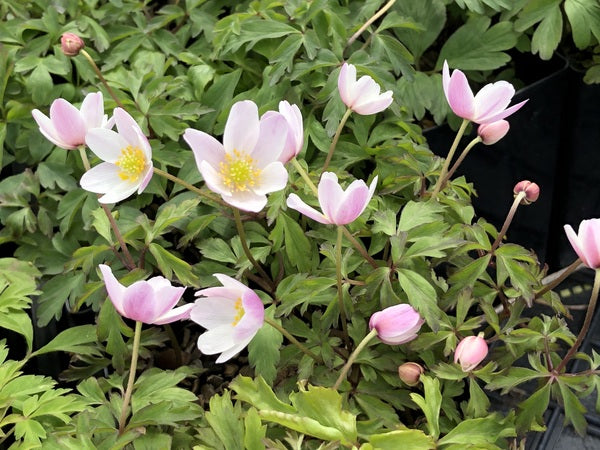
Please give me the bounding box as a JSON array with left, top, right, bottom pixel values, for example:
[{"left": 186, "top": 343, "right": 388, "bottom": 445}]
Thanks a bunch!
[
  {"left": 369, "top": 304, "right": 424, "bottom": 345},
  {"left": 477, "top": 120, "right": 509, "bottom": 145},
  {"left": 398, "top": 362, "right": 424, "bottom": 386},
  {"left": 61, "top": 33, "right": 85, "bottom": 56},
  {"left": 513, "top": 180, "right": 540, "bottom": 205},
  {"left": 564, "top": 219, "right": 600, "bottom": 269},
  {"left": 454, "top": 333, "right": 488, "bottom": 372}
]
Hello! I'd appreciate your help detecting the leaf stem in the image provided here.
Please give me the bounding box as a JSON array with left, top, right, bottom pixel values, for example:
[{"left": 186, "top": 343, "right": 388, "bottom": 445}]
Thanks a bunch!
[
  {"left": 536, "top": 258, "right": 582, "bottom": 298},
  {"left": 431, "top": 119, "right": 469, "bottom": 198},
  {"left": 347, "top": 0, "right": 397, "bottom": 46},
  {"left": 118, "top": 320, "right": 142, "bottom": 435},
  {"left": 333, "top": 328, "right": 378, "bottom": 390},
  {"left": 152, "top": 167, "right": 227, "bottom": 207},
  {"left": 80, "top": 49, "right": 125, "bottom": 109},
  {"left": 264, "top": 316, "right": 323, "bottom": 363},
  {"left": 322, "top": 108, "right": 352, "bottom": 173},
  {"left": 490, "top": 191, "right": 526, "bottom": 253},
  {"left": 340, "top": 226, "right": 378, "bottom": 269},
  {"left": 291, "top": 158, "right": 318, "bottom": 195},
  {"left": 336, "top": 226, "right": 351, "bottom": 350},
  {"left": 441, "top": 136, "right": 482, "bottom": 185}
]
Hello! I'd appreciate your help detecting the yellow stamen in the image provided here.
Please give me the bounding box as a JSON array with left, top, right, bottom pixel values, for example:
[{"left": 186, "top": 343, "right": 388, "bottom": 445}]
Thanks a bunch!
[
  {"left": 231, "top": 297, "right": 245, "bottom": 326},
  {"left": 219, "top": 149, "right": 261, "bottom": 192},
  {"left": 115, "top": 145, "right": 146, "bottom": 181}
]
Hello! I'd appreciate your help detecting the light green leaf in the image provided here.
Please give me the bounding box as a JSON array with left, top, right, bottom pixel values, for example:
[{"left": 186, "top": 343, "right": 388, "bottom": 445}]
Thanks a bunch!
[
  {"left": 397, "top": 268, "right": 442, "bottom": 332},
  {"left": 369, "top": 429, "right": 436, "bottom": 449},
  {"left": 531, "top": 4, "right": 562, "bottom": 59},
  {"left": 410, "top": 376, "right": 442, "bottom": 439},
  {"left": 247, "top": 308, "right": 282, "bottom": 385},
  {"left": 32, "top": 325, "right": 97, "bottom": 357}
]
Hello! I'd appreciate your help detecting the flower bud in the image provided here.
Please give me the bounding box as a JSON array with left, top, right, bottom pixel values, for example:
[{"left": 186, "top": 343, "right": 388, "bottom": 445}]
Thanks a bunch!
[
  {"left": 513, "top": 180, "right": 540, "bottom": 205},
  {"left": 61, "top": 33, "right": 85, "bottom": 56},
  {"left": 477, "top": 120, "right": 509, "bottom": 145},
  {"left": 454, "top": 333, "right": 488, "bottom": 372},
  {"left": 398, "top": 362, "right": 424, "bottom": 386},
  {"left": 369, "top": 304, "right": 424, "bottom": 345}
]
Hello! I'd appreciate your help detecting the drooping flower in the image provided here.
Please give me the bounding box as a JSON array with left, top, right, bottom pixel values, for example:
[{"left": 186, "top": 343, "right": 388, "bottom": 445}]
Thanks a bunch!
[
  {"left": 286, "top": 172, "right": 377, "bottom": 225},
  {"left": 478, "top": 120, "right": 510, "bottom": 145},
  {"left": 442, "top": 60, "right": 528, "bottom": 124},
  {"left": 338, "top": 63, "right": 393, "bottom": 115},
  {"left": 191, "top": 274, "right": 265, "bottom": 363},
  {"left": 397, "top": 362, "right": 425, "bottom": 386},
  {"left": 183, "top": 100, "right": 289, "bottom": 212},
  {"left": 31, "top": 92, "right": 107, "bottom": 150},
  {"left": 564, "top": 219, "right": 600, "bottom": 269},
  {"left": 368, "top": 304, "right": 424, "bottom": 345},
  {"left": 99, "top": 264, "right": 193, "bottom": 325},
  {"left": 61, "top": 32, "right": 85, "bottom": 56},
  {"left": 513, "top": 180, "right": 540, "bottom": 205},
  {"left": 454, "top": 333, "right": 488, "bottom": 371},
  {"left": 262, "top": 101, "right": 304, "bottom": 163},
  {"left": 80, "top": 107, "right": 153, "bottom": 204}
]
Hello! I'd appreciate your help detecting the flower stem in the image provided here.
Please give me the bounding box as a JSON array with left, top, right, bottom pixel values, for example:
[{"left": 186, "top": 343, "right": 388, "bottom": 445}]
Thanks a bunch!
[
  {"left": 291, "top": 158, "right": 318, "bottom": 195},
  {"left": 431, "top": 118, "right": 469, "bottom": 198},
  {"left": 78, "top": 146, "right": 136, "bottom": 270},
  {"left": 340, "top": 226, "right": 378, "bottom": 269},
  {"left": 152, "top": 167, "right": 227, "bottom": 207},
  {"left": 536, "top": 258, "right": 582, "bottom": 298},
  {"left": 264, "top": 316, "right": 323, "bottom": 363},
  {"left": 490, "top": 191, "right": 526, "bottom": 253},
  {"left": 555, "top": 269, "right": 600, "bottom": 373},
  {"left": 347, "top": 0, "right": 397, "bottom": 46},
  {"left": 118, "top": 320, "right": 142, "bottom": 435},
  {"left": 233, "top": 208, "right": 274, "bottom": 291},
  {"left": 336, "top": 227, "right": 351, "bottom": 350},
  {"left": 80, "top": 49, "right": 125, "bottom": 109},
  {"left": 441, "top": 136, "right": 482, "bottom": 186},
  {"left": 333, "top": 328, "right": 378, "bottom": 390},
  {"left": 322, "top": 108, "right": 353, "bottom": 173}
]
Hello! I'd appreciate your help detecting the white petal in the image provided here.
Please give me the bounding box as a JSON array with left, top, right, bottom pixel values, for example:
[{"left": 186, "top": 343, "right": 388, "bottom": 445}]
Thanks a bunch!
[
  {"left": 190, "top": 297, "right": 238, "bottom": 329},
  {"left": 223, "top": 100, "right": 259, "bottom": 154},
  {"left": 86, "top": 128, "right": 129, "bottom": 163},
  {"left": 252, "top": 162, "right": 288, "bottom": 195}
]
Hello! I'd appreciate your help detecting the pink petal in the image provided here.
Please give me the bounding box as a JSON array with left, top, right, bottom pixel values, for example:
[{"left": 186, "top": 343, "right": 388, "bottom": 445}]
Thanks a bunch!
[
  {"left": 286, "top": 193, "right": 331, "bottom": 224},
  {"left": 137, "top": 164, "right": 154, "bottom": 194},
  {"left": 252, "top": 162, "right": 288, "bottom": 195},
  {"left": 352, "top": 91, "right": 393, "bottom": 115},
  {"left": 85, "top": 128, "right": 129, "bottom": 163},
  {"left": 197, "top": 325, "right": 237, "bottom": 355},
  {"left": 477, "top": 99, "right": 528, "bottom": 124},
  {"left": 442, "top": 60, "right": 451, "bottom": 99},
  {"left": 183, "top": 128, "right": 225, "bottom": 169},
  {"left": 338, "top": 63, "right": 356, "bottom": 108},
  {"left": 32, "top": 109, "right": 73, "bottom": 149},
  {"left": 191, "top": 297, "right": 239, "bottom": 329},
  {"left": 153, "top": 303, "right": 194, "bottom": 325},
  {"left": 478, "top": 120, "right": 510, "bottom": 145},
  {"left": 195, "top": 286, "right": 241, "bottom": 299},
  {"left": 50, "top": 99, "right": 87, "bottom": 147},
  {"left": 251, "top": 113, "right": 288, "bottom": 166},
  {"left": 213, "top": 273, "right": 248, "bottom": 292},
  {"left": 318, "top": 172, "right": 345, "bottom": 222},
  {"left": 113, "top": 108, "right": 143, "bottom": 147},
  {"left": 279, "top": 101, "right": 303, "bottom": 159},
  {"left": 223, "top": 100, "right": 259, "bottom": 154},
  {"left": 121, "top": 281, "right": 158, "bottom": 323},
  {"left": 234, "top": 290, "right": 264, "bottom": 340},
  {"left": 581, "top": 220, "right": 600, "bottom": 268},
  {"left": 331, "top": 180, "right": 371, "bottom": 225},
  {"left": 151, "top": 282, "right": 185, "bottom": 317},
  {"left": 80, "top": 92, "right": 105, "bottom": 129},
  {"left": 472, "top": 81, "right": 514, "bottom": 122},
  {"left": 564, "top": 224, "right": 587, "bottom": 265},
  {"left": 446, "top": 69, "right": 475, "bottom": 120},
  {"left": 99, "top": 264, "right": 127, "bottom": 317}
]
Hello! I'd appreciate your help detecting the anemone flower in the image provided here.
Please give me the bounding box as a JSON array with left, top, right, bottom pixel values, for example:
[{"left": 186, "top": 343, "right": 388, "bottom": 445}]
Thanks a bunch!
[
  {"left": 454, "top": 333, "right": 488, "bottom": 372},
  {"left": 32, "top": 92, "right": 108, "bottom": 149},
  {"left": 477, "top": 120, "right": 510, "bottom": 145},
  {"left": 442, "top": 60, "right": 527, "bottom": 124},
  {"left": 262, "top": 101, "right": 304, "bottom": 163},
  {"left": 286, "top": 172, "right": 377, "bottom": 225},
  {"left": 99, "top": 264, "right": 192, "bottom": 325},
  {"left": 564, "top": 219, "right": 600, "bottom": 269},
  {"left": 191, "top": 274, "right": 265, "bottom": 363},
  {"left": 338, "top": 63, "right": 393, "bottom": 115},
  {"left": 80, "top": 108, "right": 153, "bottom": 204},
  {"left": 183, "top": 100, "right": 289, "bottom": 212},
  {"left": 369, "top": 304, "right": 424, "bottom": 345}
]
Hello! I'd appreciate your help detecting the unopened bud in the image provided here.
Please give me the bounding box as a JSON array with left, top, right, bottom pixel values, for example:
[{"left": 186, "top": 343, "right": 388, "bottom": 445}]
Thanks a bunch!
[
  {"left": 61, "top": 33, "right": 85, "bottom": 56},
  {"left": 454, "top": 333, "right": 488, "bottom": 372},
  {"left": 398, "top": 362, "right": 424, "bottom": 386},
  {"left": 513, "top": 180, "right": 540, "bottom": 205},
  {"left": 477, "top": 120, "right": 509, "bottom": 145}
]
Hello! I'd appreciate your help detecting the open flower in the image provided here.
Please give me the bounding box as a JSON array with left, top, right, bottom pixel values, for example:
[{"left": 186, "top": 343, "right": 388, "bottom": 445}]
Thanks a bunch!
[
  {"left": 478, "top": 120, "right": 510, "bottom": 145},
  {"left": 184, "top": 100, "right": 289, "bottom": 212},
  {"left": 99, "top": 264, "right": 192, "bottom": 325},
  {"left": 31, "top": 92, "right": 107, "bottom": 149},
  {"left": 80, "top": 108, "right": 153, "bottom": 204},
  {"left": 442, "top": 60, "right": 527, "bottom": 124},
  {"left": 191, "top": 274, "right": 265, "bottom": 363},
  {"left": 338, "top": 63, "right": 393, "bottom": 115},
  {"left": 286, "top": 172, "right": 377, "bottom": 225},
  {"left": 263, "top": 101, "right": 304, "bottom": 163},
  {"left": 564, "top": 219, "right": 600, "bottom": 269},
  {"left": 454, "top": 333, "right": 488, "bottom": 371},
  {"left": 369, "top": 304, "right": 424, "bottom": 345}
]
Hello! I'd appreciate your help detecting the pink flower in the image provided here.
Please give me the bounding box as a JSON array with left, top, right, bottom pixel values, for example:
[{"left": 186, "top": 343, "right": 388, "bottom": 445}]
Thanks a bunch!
[
  {"left": 31, "top": 92, "right": 107, "bottom": 149},
  {"left": 513, "top": 180, "right": 540, "bottom": 205},
  {"left": 286, "top": 172, "right": 377, "bottom": 225},
  {"left": 564, "top": 219, "right": 600, "bottom": 269},
  {"left": 369, "top": 304, "right": 424, "bottom": 345},
  {"left": 61, "top": 32, "right": 85, "bottom": 56},
  {"left": 191, "top": 274, "right": 265, "bottom": 363},
  {"left": 454, "top": 333, "right": 488, "bottom": 371},
  {"left": 442, "top": 60, "right": 528, "bottom": 124},
  {"left": 80, "top": 108, "right": 153, "bottom": 204},
  {"left": 183, "top": 100, "right": 289, "bottom": 212},
  {"left": 478, "top": 120, "right": 510, "bottom": 145},
  {"left": 338, "top": 63, "right": 393, "bottom": 115},
  {"left": 263, "top": 101, "right": 303, "bottom": 163},
  {"left": 99, "top": 264, "right": 192, "bottom": 325}
]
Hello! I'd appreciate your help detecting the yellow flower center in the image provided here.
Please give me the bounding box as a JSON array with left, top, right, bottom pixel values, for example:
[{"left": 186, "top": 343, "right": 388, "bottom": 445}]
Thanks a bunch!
[
  {"left": 231, "top": 297, "right": 245, "bottom": 326},
  {"left": 219, "top": 149, "right": 261, "bottom": 192},
  {"left": 115, "top": 145, "right": 146, "bottom": 182}
]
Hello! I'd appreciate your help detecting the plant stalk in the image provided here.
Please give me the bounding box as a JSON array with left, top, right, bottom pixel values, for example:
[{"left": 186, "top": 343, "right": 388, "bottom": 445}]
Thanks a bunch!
[
  {"left": 536, "top": 258, "right": 582, "bottom": 298},
  {"left": 264, "top": 316, "right": 323, "bottom": 363},
  {"left": 347, "top": 0, "right": 397, "bottom": 46},
  {"left": 291, "top": 158, "right": 318, "bottom": 195},
  {"left": 341, "top": 226, "right": 378, "bottom": 269},
  {"left": 431, "top": 118, "right": 469, "bottom": 198},
  {"left": 118, "top": 320, "right": 143, "bottom": 435},
  {"left": 441, "top": 136, "right": 482, "bottom": 185},
  {"left": 333, "top": 328, "right": 378, "bottom": 390},
  {"left": 80, "top": 49, "right": 125, "bottom": 109},
  {"left": 152, "top": 167, "right": 227, "bottom": 207},
  {"left": 336, "top": 226, "right": 351, "bottom": 350},
  {"left": 490, "top": 191, "right": 526, "bottom": 252},
  {"left": 322, "top": 108, "right": 353, "bottom": 173}
]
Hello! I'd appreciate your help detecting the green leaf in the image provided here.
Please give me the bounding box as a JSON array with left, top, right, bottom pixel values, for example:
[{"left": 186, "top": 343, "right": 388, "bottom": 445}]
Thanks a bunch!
[
  {"left": 36, "top": 272, "right": 86, "bottom": 326},
  {"left": 531, "top": 4, "right": 562, "bottom": 59},
  {"left": 281, "top": 212, "right": 314, "bottom": 273},
  {"left": 515, "top": 383, "right": 551, "bottom": 433},
  {"left": 148, "top": 243, "right": 198, "bottom": 287},
  {"left": 392, "top": 0, "right": 445, "bottom": 61},
  {"left": 564, "top": 0, "right": 600, "bottom": 49},
  {"left": 26, "top": 65, "right": 53, "bottom": 104},
  {"left": 230, "top": 376, "right": 296, "bottom": 414},
  {"left": 32, "top": 325, "right": 97, "bottom": 357},
  {"left": 244, "top": 407, "right": 266, "bottom": 450},
  {"left": 198, "top": 238, "right": 238, "bottom": 264},
  {"left": 557, "top": 380, "right": 588, "bottom": 435},
  {"left": 247, "top": 308, "right": 283, "bottom": 385},
  {"left": 368, "top": 429, "right": 436, "bottom": 449},
  {"left": 410, "top": 376, "right": 442, "bottom": 439},
  {"left": 397, "top": 200, "right": 444, "bottom": 232},
  {"left": 204, "top": 391, "right": 244, "bottom": 450},
  {"left": 438, "top": 413, "right": 516, "bottom": 446},
  {"left": 397, "top": 268, "right": 442, "bottom": 332}
]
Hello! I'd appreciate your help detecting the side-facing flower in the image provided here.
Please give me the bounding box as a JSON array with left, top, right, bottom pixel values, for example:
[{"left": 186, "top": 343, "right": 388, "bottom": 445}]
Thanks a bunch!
[
  {"left": 61, "top": 32, "right": 85, "bottom": 56},
  {"left": 80, "top": 108, "right": 153, "bottom": 203},
  {"left": 99, "top": 264, "right": 192, "bottom": 324},
  {"left": 32, "top": 92, "right": 107, "bottom": 149},
  {"left": 287, "top": 172, "right": 377, "bottom": 225},
  {"left": 513, "top": 180, "right": 540, "bottom": 205},
  {"left": 191, "top": 274, "right": 265, "bottom": 363},
  {"left": 338, "top": 62, "right": 393, "bottom": 115},
  {"left": 369, "top": 304, "right": 424, "bottom": 345},
  {"left": 263, "top": 101, "right": 303, "bottom": 163},
  {"left": 564, "top": 219, "right": 600, "bottom": 269},
  {"left": 183, "top": 100, "right": 289, "bottom": 212},
  {"left": 442, "top": 60, "right": 527, "bottom": 124},
  {"left": 454, "top": 333, "right": 488, "bottom": 371},
  {"left": 478, "top": 120, "right": 510, "bottom": 145}
]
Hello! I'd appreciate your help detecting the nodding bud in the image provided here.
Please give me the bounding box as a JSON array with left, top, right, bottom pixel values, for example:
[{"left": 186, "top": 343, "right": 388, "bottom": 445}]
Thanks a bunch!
[
  {"left": 477, "top": 120, "right": 510, "bottom": 145},
  {"left": 513, "top": 180, "right": 540, "bottom": 205},
  {"left": 398, "top": 362, "right": 424, "bottom": 386},
  {"left": 454, "top": 333, "right": 488, "bottom": 372},
  {"left": 61, "top": 33, "right": 85, "bottom": 56}
]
